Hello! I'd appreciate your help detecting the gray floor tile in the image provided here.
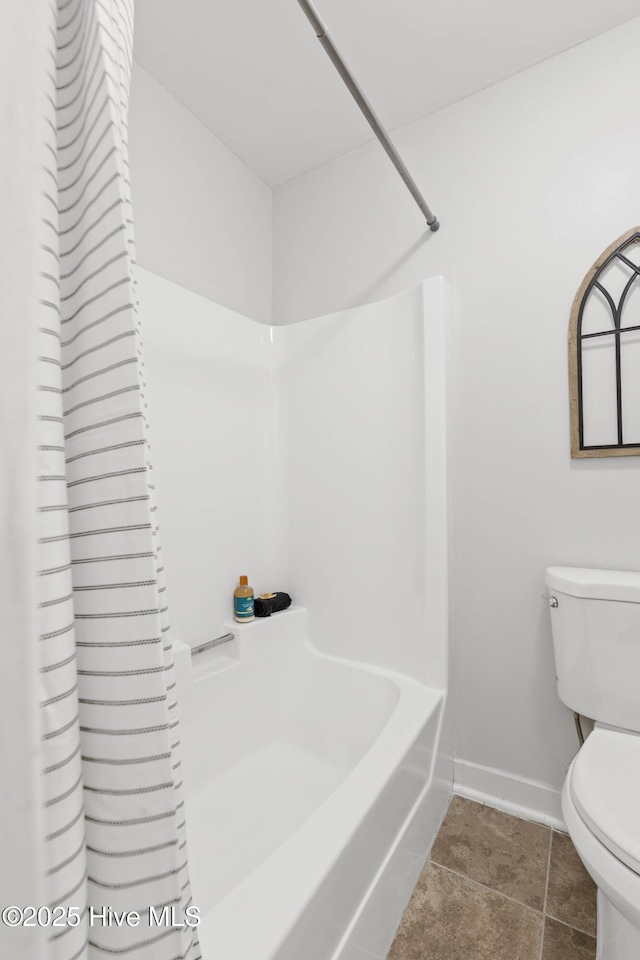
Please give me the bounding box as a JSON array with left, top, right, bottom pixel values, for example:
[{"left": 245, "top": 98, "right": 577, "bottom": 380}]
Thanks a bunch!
[
  {"left": 542, "top": 917, "right": 596, "bottom": 960},
  {"left": 546, "top": 830, "right": 597, "bottom": 937},
  {"left": 430, "top": 795, "right": 551, "bottom": 910},
  {"left": 387, "top": 861, "right": 543, "bottom": 960}
]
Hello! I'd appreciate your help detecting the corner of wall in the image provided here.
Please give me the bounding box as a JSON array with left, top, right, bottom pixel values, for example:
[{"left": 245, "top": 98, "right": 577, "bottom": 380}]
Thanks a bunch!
[
  {"left": 453, "top": 758, "right": 566, "bottom": 830},
  {"left": 129, "top": 60, "right": 273, "bottom": 325}
]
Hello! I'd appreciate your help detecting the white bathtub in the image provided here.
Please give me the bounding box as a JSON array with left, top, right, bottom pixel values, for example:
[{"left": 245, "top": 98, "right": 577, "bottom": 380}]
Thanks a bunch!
[{"left": 173, "top": 607, "right": 446, "bottom": 960}]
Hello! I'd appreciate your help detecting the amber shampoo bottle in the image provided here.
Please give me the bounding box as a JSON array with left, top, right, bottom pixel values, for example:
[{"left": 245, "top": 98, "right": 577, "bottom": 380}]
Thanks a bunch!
[{"left": 234, "top": 575, "right": 255, "bottom": 623}]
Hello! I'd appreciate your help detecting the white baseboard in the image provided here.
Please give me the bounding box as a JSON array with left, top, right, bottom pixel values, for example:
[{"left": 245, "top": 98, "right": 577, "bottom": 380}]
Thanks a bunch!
[{"left": 453, "top": 758, "right": 566, "bottom": 831}]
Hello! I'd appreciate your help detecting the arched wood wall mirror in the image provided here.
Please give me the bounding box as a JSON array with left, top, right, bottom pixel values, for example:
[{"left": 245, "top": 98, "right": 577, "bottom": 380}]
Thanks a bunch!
[{"left": 569, "top": 227, "right": 640, "bottom": 458}]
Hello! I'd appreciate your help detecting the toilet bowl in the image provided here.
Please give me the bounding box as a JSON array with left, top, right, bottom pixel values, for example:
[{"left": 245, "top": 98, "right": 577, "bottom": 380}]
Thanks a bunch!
[
  {"left": 545, "top": 566, "right": 640, "bottom": 960},
  {"left": 562, "top": 727, "right": 640, "bottom": 960}
]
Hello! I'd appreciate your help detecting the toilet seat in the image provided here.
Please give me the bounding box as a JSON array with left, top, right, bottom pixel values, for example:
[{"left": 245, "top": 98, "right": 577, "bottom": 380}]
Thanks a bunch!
[{"left": 570, "top": 727, "right": 640, "bottom": 877}]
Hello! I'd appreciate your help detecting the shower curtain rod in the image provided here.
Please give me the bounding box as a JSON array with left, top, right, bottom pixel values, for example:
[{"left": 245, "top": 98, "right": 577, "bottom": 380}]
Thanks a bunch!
[{"left": 296, "top": 0, "right": 440, "bottom": 232}]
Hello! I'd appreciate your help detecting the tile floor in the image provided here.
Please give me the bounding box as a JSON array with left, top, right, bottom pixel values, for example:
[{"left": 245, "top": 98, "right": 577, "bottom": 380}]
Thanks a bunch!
[{"left": 387, "top": 795, "right": 597, "bottom": 960}]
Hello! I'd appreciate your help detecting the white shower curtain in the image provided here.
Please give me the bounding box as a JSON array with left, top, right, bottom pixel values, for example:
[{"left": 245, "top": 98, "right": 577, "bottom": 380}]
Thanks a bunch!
[{"left": 35, "top": 1, "right": 199, "bottom": 958}]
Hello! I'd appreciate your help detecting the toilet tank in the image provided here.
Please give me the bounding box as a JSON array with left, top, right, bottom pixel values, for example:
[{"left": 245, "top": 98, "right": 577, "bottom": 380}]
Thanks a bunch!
[{"left": 545, "top": 566, "right": 640, "bottom": 732}]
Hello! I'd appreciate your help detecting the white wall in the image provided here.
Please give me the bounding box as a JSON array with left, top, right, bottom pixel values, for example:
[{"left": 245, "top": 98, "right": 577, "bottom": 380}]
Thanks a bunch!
[
  {"left": 272, "top": 20, "right": 640, "bottom": 816},
  {"left": 129, "top": 63, "right": 272, "bottom": 324}
]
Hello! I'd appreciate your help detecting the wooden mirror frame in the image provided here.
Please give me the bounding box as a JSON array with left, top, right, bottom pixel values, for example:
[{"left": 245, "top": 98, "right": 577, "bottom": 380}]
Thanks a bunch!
[{"left": 569, "top": 227, "right": 640, "bottom": 458}]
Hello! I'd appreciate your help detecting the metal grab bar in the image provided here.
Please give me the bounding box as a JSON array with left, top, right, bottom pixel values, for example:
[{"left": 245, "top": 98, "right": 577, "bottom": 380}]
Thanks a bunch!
[
  {"left": 296, "top": 0, "right": 440, "bottom": 231},
  {"left": 191, "top": 632, "right": 235, "bottom": 657}
]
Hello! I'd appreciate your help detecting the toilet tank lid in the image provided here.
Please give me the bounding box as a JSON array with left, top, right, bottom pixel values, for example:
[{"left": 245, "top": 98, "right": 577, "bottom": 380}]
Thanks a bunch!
[{"left": 544, "top": 566, "right": 640, "bottom": 603}]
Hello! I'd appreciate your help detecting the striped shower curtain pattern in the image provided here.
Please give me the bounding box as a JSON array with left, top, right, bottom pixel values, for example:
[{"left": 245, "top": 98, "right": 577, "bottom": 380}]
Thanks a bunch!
[{"left": 36, "top": 1, "right": 200, "bottom": 957}]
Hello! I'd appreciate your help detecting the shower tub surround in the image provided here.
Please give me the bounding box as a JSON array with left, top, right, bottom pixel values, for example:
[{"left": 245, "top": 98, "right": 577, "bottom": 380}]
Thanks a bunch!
[{"left": 141, "top": 270, "right": 450, "bottom": 957}]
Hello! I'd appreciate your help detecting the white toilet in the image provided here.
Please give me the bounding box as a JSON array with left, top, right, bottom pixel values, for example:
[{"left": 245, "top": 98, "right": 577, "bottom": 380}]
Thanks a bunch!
[{"left": 545, "top": 566, "right": 640, "bottom": 960}]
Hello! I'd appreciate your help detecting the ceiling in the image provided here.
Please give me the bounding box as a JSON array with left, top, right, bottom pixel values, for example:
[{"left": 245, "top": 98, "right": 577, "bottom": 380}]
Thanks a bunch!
[{"left": 134, "top": 0, "right": 639, "bottom": 186}]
